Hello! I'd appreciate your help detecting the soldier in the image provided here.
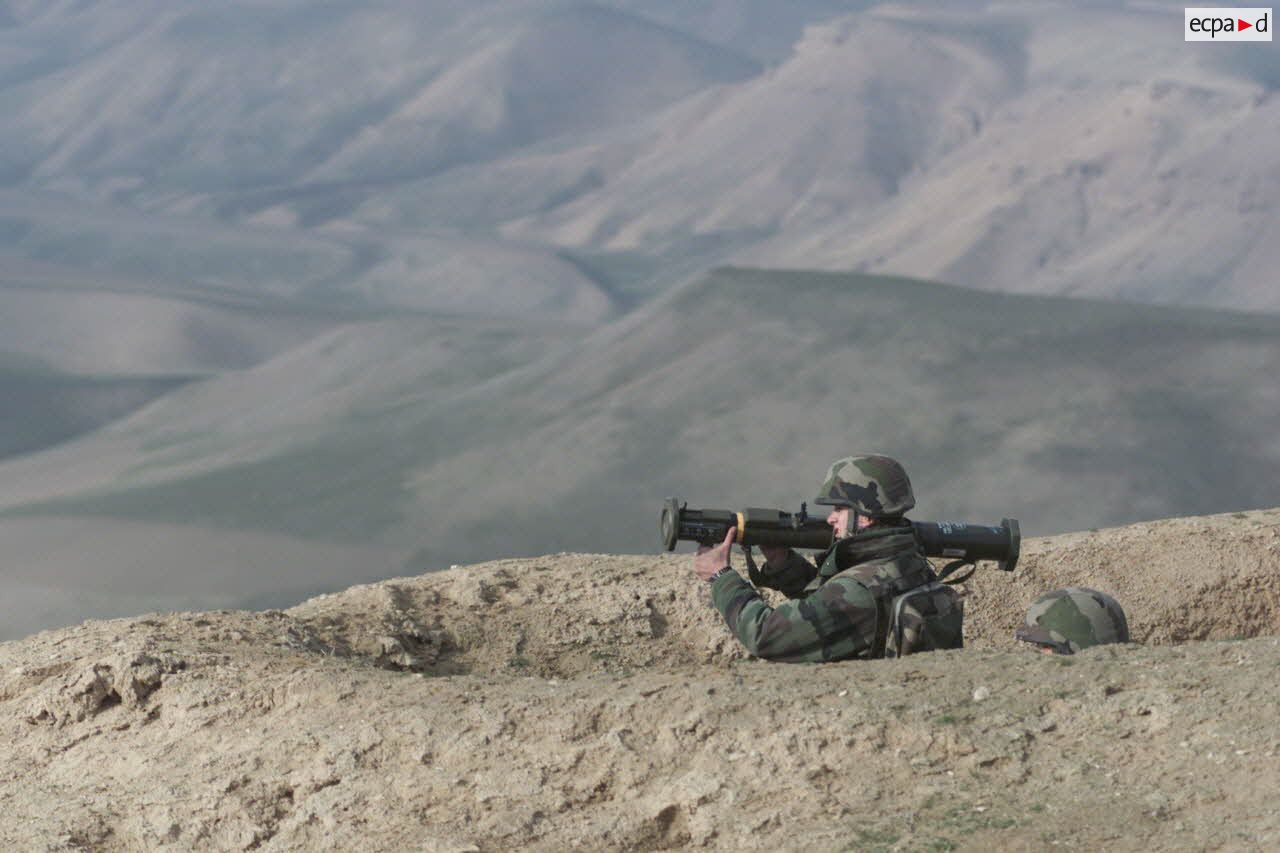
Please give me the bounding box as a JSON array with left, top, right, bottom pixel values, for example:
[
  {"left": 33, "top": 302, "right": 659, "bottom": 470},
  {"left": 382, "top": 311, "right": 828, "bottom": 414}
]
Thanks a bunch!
[
  {"left": 1014, "top": 588, "right": 1130, "bottom": 655},
  {"left": 692, "top": 454, "right": 964, "bottom": 662}
]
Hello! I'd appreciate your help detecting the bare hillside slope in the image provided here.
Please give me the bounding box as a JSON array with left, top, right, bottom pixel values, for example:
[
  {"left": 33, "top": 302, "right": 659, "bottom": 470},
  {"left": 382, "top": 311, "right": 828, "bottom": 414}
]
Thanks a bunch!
[
  {"left": 2, "top": 507, "right": 1278, "bottom": 851},
  {"left": 4, "top": 268, "right": 1280, "bottom": 642}
]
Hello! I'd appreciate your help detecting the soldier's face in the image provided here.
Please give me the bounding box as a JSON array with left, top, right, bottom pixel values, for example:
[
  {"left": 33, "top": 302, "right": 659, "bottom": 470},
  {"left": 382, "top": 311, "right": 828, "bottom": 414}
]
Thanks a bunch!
[{"left": 826, "top": 507, "right": 852, "bottom": 538}]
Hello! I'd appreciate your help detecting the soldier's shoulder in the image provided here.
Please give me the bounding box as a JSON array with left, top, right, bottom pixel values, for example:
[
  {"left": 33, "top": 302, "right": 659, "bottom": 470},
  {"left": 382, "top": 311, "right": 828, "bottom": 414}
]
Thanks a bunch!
[{"left": 815, "top": 572, "right": 878, "bottom": 607}]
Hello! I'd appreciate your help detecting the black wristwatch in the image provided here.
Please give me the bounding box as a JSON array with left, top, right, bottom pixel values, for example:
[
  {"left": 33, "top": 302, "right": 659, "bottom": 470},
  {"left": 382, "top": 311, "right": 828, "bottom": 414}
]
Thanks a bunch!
[{"left": 707, "top": 565, "right": 736, "bottom": 584}]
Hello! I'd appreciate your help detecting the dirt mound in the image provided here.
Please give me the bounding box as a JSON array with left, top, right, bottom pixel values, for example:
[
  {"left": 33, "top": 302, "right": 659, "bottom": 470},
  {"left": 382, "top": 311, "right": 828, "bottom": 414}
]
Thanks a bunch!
[
  {"left": 2, "top": 509, "right": 1279, "bottom": 851},
  {"left": 283, "top": 508, "right": 1280, "bottom": 679},
  {"left": 285, "top": 553, "right": 740, "bottom": 680},
  {"left": 964, "top": 507, "right": 1280, "bottom": 647}
]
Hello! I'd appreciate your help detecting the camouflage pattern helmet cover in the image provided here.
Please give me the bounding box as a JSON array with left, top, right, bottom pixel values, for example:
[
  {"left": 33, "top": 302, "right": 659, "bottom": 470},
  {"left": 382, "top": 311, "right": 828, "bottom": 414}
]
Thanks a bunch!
[
  {"left": 1015, "top": 587, "right": 1130, "bottom": 654},
  {"left": 814, "top": 455, "right": 915, "bottom": 518}
]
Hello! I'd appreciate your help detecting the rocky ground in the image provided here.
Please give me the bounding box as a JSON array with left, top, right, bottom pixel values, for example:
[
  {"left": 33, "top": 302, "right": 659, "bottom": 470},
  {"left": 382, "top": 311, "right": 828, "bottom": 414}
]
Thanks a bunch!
[{"left": 3, "top": 507, "right": 1279, "bottom": 851}]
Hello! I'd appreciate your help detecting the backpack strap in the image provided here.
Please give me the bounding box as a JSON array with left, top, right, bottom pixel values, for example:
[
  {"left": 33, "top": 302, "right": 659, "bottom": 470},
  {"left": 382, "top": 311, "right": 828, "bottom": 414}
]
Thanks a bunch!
[{"left": 871, "top": 594, "right": 892, "bottom": 659}]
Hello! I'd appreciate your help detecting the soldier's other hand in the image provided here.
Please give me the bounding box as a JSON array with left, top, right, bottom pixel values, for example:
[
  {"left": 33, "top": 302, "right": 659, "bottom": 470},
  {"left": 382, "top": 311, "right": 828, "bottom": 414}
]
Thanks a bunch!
[
  {"left": 758, "top": 544, "right": 790, "bottom": 566},
  {"left": 693, "top": 526, "right": 736, "bottom": 581}
]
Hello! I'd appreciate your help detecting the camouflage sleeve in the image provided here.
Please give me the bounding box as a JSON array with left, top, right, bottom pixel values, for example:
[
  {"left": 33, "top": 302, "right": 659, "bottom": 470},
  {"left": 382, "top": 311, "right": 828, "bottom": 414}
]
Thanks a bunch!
[
  {"left": 710, "top": 571, "right": 879, "bottom": 663},
  {"left": 749, "top": 549, "right": 819, "bottom": 599}
]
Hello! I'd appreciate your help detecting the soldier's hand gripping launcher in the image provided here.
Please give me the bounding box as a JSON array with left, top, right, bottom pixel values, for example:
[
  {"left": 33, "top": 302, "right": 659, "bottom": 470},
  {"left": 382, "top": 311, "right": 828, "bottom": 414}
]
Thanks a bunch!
[{"left": 660, "top": 497, "right": 1020, "bottom": 573}]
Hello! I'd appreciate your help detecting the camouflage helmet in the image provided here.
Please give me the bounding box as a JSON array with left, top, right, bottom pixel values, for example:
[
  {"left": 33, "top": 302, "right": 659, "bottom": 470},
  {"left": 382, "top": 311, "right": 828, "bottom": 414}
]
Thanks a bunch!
[
  {"left": 814, "top": 454, "right": 915, "bottom": 518},
  {"left": 1015, "top": 587, "right": 1130, "bottom": 654}
]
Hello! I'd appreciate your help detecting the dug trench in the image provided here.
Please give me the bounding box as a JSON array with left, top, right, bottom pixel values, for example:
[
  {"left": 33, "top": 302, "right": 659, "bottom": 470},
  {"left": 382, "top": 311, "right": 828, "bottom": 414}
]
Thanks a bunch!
[{"left": 1, "top": 508, "right": 1279, "bottom": 851}]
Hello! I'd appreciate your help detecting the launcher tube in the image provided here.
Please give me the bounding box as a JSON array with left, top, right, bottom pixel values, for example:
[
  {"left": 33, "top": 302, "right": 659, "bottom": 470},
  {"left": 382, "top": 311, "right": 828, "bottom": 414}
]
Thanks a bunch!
[{"left": 660, "top": 498, "right": 1019, "bottom": 572}]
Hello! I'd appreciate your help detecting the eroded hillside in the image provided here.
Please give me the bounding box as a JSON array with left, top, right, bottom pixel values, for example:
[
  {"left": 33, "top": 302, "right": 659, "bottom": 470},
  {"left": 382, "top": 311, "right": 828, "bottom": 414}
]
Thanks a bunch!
[{"left": 2, "top": 508, "right": 1279, "bottom": 851}]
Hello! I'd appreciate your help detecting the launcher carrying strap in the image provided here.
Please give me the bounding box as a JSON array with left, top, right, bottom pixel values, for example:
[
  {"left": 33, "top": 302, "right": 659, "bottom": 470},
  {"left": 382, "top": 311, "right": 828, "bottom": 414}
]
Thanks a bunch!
[{"left": 936, "top": 559, "right": 976, "bottom": 585}]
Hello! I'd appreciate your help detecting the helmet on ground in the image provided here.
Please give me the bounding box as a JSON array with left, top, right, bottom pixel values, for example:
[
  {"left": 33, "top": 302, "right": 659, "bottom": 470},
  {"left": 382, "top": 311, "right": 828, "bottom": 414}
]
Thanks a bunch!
[
  {"left": 1014, "top": 587, "right": 1130, "bottom": 654},
  {"left": 813, "top": 454, "right": 915, "bottom": 518}
]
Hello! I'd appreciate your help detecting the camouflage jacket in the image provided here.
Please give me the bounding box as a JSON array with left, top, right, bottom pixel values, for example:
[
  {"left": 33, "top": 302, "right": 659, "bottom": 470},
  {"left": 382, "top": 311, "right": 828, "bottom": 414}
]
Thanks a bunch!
[{"left": 709, "top": 525, "right": 951, "bottom": 663}]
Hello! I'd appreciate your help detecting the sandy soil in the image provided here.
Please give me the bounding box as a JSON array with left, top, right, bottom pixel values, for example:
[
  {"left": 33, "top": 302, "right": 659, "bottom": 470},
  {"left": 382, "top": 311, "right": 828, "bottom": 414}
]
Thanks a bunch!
[{"left": 2, "top": 507, "right": 1279, "bottom": 851}]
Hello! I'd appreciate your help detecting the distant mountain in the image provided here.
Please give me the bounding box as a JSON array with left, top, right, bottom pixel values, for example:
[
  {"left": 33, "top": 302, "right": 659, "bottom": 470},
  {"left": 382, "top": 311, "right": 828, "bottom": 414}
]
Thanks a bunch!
[
  {"left": 306, "top": 4, "right": 759, "bottom": 191},
  {"left": 747, "top": 6, "right": 1280, "bottom": 313},
  {"left": 507, "top": 4, "right": 1280, "bottom": 312},
  {"left": 3, "top": 2, "right": 756, "bottom": 199},
  {"left": 506, "top": 10, "right": 1026, "bottom": 248},
  {"left": 3, "top": 0, "right": 1276, "bottom": 320},
  {"left": 3, "top": 267, "right": 1279, "bottom": 635}
]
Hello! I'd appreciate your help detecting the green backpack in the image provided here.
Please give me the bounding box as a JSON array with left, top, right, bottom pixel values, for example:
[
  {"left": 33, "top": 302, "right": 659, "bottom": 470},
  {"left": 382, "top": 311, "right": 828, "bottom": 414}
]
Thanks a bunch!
[{"left": 881, "top": 581, "right": 964, "bottom": 658}]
